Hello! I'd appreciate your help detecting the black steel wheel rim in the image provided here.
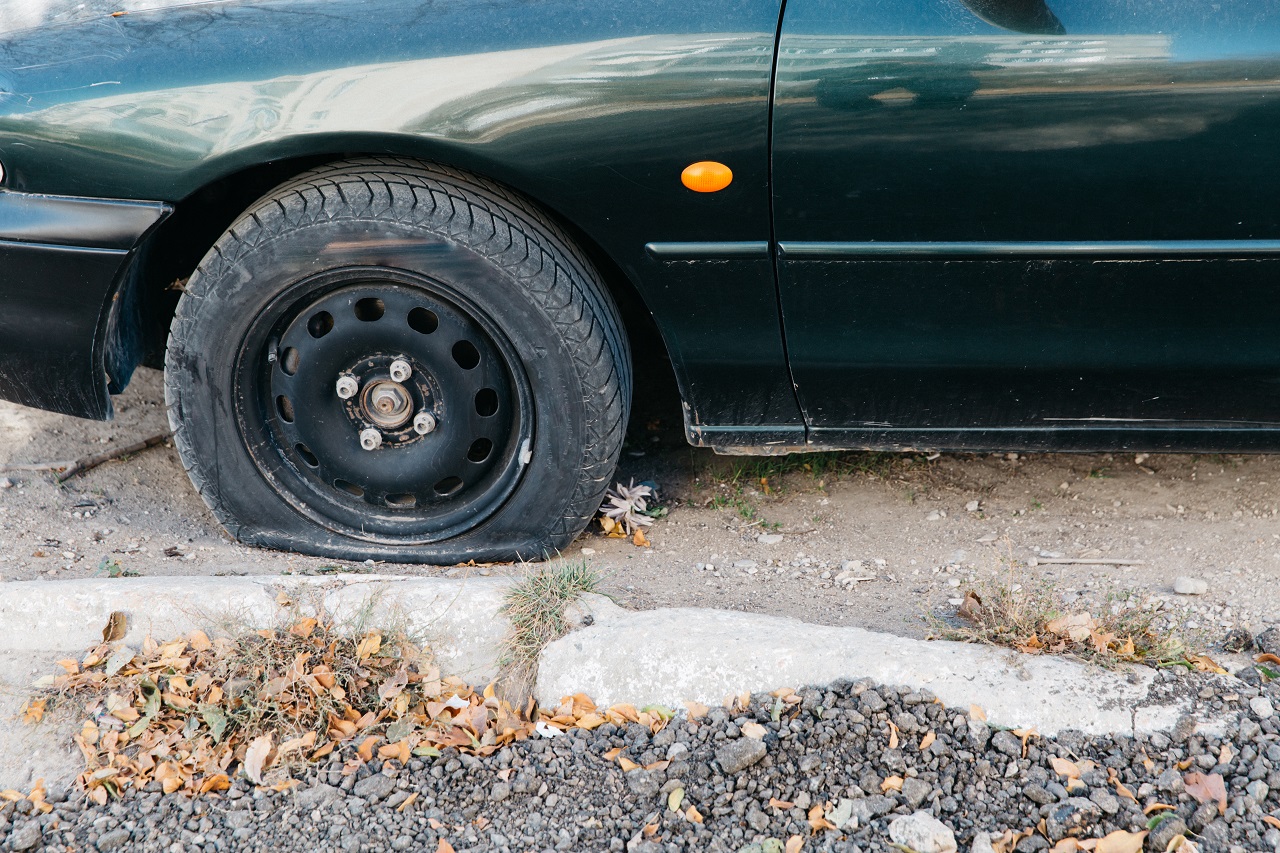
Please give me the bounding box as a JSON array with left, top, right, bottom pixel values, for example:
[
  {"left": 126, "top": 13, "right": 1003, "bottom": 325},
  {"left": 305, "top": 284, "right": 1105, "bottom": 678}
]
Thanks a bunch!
[{"left": 234, "top": 268, "right": 532, "bottom": 543}]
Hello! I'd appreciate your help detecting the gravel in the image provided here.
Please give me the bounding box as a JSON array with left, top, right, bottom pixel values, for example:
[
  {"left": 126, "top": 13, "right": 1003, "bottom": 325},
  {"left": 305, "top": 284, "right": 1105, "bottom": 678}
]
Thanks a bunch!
[{"left": 6, "top": 668, "right": 1280, "bottom": 853}]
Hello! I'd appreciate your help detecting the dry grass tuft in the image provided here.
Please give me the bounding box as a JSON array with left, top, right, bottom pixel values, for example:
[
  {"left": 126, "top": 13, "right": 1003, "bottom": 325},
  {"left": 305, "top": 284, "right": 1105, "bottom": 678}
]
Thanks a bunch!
[
  {"left": 501, "top": 560, "right": 602, "bottom": 673},
  {"left": 937, "top": 580, "right": 1192, "bottom": 667}
]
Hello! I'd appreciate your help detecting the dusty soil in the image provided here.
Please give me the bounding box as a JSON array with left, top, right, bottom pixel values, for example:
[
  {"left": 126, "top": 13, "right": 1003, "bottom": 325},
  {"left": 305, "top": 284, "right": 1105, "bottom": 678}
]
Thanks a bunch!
[{"left": 2, "top": 368, "right": 1278, "bottom": 644}]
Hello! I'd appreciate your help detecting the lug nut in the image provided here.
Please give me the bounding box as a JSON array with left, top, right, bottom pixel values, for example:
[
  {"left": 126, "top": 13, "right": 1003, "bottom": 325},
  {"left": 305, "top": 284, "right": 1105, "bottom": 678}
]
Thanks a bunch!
[
  {"left": 359, "top": 428, "right": 382, "bottom": 451},
  {"left": 389, "top": 359, "right": 412, "bottom": 383},
  {"left": 413, "top": 412, "right": 437, "bottom": 435},
  {"left": 336, "top": 374, "right": 359, "bottom": 400}
]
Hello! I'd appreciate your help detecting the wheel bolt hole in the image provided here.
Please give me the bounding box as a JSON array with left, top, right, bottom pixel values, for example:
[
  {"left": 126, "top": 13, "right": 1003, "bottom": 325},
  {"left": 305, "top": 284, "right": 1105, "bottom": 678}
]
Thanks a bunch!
[
  {"left": 452, "top": 340, "right": 480, "bottom": 370},
  {"left": 354, "top": 297, "right": 385, "bottom": 322},
  {"left": 433, "top": 476, "right": 464, "bottom": 497},
  {"left": 307, "top": 311, "right": 334, "bottom": 338},
  {"left": 467, "top": 438, "right": 493, "bottom": 463},
  {"left": 335, "top": 479, "right": 365, "bottom": 498},
  {"left": 276, "top": 395, "right": 295, "bottom": 424},
  {"left": 295, "top": 443, "right": 319, "bottom": 467},
  {"left": 475, "top": 388, "right": 498, "bottom": 417},
  {"left": 385, "top": 493, "right": 417, "bottom": 508},
  {"left": 280, "top": 347, "right": 300, "bottom": 376},
  {"left": 408, "top": 307, "right": 439, "bottom": 335}
]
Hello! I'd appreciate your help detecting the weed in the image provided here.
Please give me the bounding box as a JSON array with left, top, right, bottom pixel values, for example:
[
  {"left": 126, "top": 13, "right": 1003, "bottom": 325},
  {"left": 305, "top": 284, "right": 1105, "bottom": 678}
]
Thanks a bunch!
[{"left": 500, "top": 561, "right": 602, "bottom": 674}]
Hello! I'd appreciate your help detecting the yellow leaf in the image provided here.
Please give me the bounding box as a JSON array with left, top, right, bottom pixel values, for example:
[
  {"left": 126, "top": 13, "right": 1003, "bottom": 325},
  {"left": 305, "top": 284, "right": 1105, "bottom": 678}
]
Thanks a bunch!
[
  {"left": 1094, "top": 830, "right": 1147, "bottom": 853},
  {"left": 243, "top": 735, "right": 273, "bottom": 785},
  {"left": 161, "top": 777, "right": 182, "bottom": 795},
  {"left": 102, "top": 611, "right": 127, "bottom": 643},
  {"left": 576, "top": 713, "right": 606, "bottom": 730},
  {"left": 741, "top": 722, "right": 767, "bottom": 740},
  {"left": 632, "top": 527, "right": 650, "bottom": 547},
  {"left": 1050, "top": 757, "right": 1081, "bottom": 779},
  {"left": 785, "top": 835, "right": 804, "bottom": 853},
  {"left": 668, "top": 787, "right": 684, "bottom": 811},
  {"left": 881, "top": 775, "right": 903, "bottom": 793},
  {"left": 919, "top": 731, "right": 936, "bottom": 751},
  {"left": 290, "top": 618, "right": 318, "bottom": 638},
  {"left": 357, "top": 736, "right": 378, "bottom": 763},
  {"left": 188, "top": 630, "right": 211, "bottom": 652},
  {"left": 808, "top": 804, "right": 836, "bottom": 832},
  {"left": 200, "top": 774, "right": 230, "bottom": 793},
  {"left": 685, "top": 805, "right": 703, "bottom": 824},
  {"left": 21, "top": 699, "right": 45, "bottom": 724},
  {"left": 355, "top": 632, "right": 382, "bottom": 661}
]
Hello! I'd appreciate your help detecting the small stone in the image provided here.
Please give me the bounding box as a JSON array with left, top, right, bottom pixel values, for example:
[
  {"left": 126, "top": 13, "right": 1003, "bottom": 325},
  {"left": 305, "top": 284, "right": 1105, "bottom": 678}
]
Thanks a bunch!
[
  {"left": 1146, "top": 816, "right": 1187, "bottom": 851},
  {"left": 1173, "top": 577, "right": 1207, "bottom": 595},
  {"left": 9, "top": 819, "right": 41, "bottom": 851},
  {"left": 734, "top": 560, "right": 758, "bottom": 569},
  {"left": 965, "top": 500, "right": 980, "bottom": 513},
  {"left": 970, "top": 833, "right": 997, "bottom": 853},
  {"left": 1256, "top": 626, "right": 1280, "bottom": 655},
  {"left": 490, "top": 782, "right": 511, "bottom": 802},
  {"left": 1247, "top": 780, "right": 1269, "bottom": 802},
  {"left": 625, "top": 769, "right": 661, "bottom": 798},
  {"left": 1251, "top": 696, "right": 1274, "bottom": 718},
  {"left": 352, "top": 773, "right": 395, "bottom": 802},
  {"left": 887, "top": 810, "right": 958, "bottom": 853},
  {"left": 990, "top": 730, "right": 1021, "bottom": 758},
  {"left": 1045, "top": 798, "right": 1101, "bottom": 841},
  {"left": 666, "top": 742, "right": 689, "bottom": 761},
  {"left": 925, "top": 511, "right": 943, "bottom": 522},
  {"left": 757, "top": 534, "right": 783, "bottom": 545},
  {"left": 391, "top": 837, "right": 414, "bottom": 851},
  {"left": 828, "top": 799, "right": 855, "bottom": 828},
  {"left": 0, "top": 477, "right": 12, "bottom": 489},
  {"left": 967, "top": 719, "right": 991, "bottom": 750},
  {"left": 1089, "top": 789, "right": 1119, "bottom": 815},
  {"left": 295, "top": 783, "right": 341, "bottom": 810},
  {"left": 97, "top": 829, "right": 131, "bottom": 851},
  {"left": 716, "top": 737, "right": 767, "bottom": 774},
  {"left": 1023, "top": 785, "right": 1054, "bottom": 806},
  {"left": 901, "top": 777, "right": 933, "bottom": 809},
  {"left": 1155, "top": 768, "right": 1184, "bottom": 795}
]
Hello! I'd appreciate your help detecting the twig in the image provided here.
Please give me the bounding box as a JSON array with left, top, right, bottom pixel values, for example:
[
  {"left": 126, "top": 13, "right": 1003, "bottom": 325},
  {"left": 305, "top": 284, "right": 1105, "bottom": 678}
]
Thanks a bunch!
[
  {"left": 1030, "top": 557, "right": 1145, "bottom": 566},
  {"left": 56, "top": 433, "right": 171, "bottom": 483},
  {"left": 0, "top": 460, "right": 75, "bottom": 472}
]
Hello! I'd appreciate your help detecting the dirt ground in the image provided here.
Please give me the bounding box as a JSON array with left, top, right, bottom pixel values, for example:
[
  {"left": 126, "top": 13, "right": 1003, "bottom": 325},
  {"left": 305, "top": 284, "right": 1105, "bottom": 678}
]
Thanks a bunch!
[{"left": 2, "top": 368, "right": 1278, "bottom": 646}]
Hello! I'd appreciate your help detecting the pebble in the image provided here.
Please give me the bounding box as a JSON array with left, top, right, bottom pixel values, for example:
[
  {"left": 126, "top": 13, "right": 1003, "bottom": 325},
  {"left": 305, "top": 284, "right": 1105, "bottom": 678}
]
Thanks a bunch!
[
  {"left": 9, "top": 819, "right": 40, "bottom": 851},
  {"left": 1250, "top": 696, "right": 1274, "bottom": 719},
  {"left": 0, "top": 477, "right": 12, "bottom": 489},
  {"left": 351, "top": 772, "right": 395, "bottom": 802},
  {"left": 888, "top": 810, "right": 957, "bottom": 853},
  {"left": 1173, "top": 576, "right": 1208, "bottom": 595},
  {"left": 95, "top": 828, "right": 131, "bottom": 850},
  {"left": 715, "top": 737, "right": 767, "bottom": 774},
  {"left": 756, "top": 533, "right": 783, "bottom": 545}
]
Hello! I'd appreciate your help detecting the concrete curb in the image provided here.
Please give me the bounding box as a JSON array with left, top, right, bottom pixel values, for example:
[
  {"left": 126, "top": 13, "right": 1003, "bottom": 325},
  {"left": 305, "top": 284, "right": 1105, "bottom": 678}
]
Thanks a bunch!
[{"left": 537, "top": 604, "right": 1189, "bottom": 737}]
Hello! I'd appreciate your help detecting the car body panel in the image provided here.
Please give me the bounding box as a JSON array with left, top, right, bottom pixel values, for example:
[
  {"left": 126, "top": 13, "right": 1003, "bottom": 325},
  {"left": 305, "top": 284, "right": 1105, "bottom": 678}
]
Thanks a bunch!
[
  {"left": 773, "top": 0, "right": 1280, "bottom": 444},
  {"left": 0, "top": 0, "right": 802, "bottom": 435}
]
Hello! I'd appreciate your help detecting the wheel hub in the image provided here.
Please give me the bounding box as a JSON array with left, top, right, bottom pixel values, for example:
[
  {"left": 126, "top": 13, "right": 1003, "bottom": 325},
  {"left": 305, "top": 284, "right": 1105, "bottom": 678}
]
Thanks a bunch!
[{"left": 361, "top": 379, "right": 414, "bottom": 429}]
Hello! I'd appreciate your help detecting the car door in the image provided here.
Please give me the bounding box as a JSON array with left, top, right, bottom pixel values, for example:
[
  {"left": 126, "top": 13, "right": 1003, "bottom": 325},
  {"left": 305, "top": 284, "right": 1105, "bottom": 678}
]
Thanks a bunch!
[{"left": 772, "top": 0, "right": 1280, "bottom": 449}]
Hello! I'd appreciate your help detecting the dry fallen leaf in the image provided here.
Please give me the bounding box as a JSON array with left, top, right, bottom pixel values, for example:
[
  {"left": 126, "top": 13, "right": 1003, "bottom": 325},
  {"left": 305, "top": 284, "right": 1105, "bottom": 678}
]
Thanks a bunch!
[
  {"left": 1143, "top": 803, "right": 1175, "bottom": 814},
  {"left": 435, "top": 840, "right": 456, "bottom": 853},
  {"left": 683, "top": 701, "right": 709, "bottom": 720},
  {"left": 769, "top": 797, "right": 795, "bottom": 810},
  {"left": 355, "top": 632, "right": 381, "bottom": 661},
  {"left": 919, "top": 731, "right": 936, "bottom": 751},
  {"left": 102, "top": 611, "right": 127, "bottom": 643},
  {"left": 957, "top": 590, "right": 984, "bottom": 622},
  {"left": 1093, "top": 829, "right": 1147, "bottom": 853},
  {"left": 1050, "top": 757, "right": 1080, "bottom": 779},
  {"left": 1184, "top": 772, "right": 1227, "bottom": 814},
  {"left": 808, "top": 804, "right": 835, "bottom": 832},
  {"left": 618, "top": 756, "right": 640, "bottom": 772},
  {"left": 21, "top": 699, "right": 45, "bottom": 724},
  {"left": 741, "top": 721, "right": 767, "bottom": 740},
  {"left": 887, "top": 720, "right": 899, "bottom": 749},
  {"left": 1257, "top": 653, "right": 1280, "bottom": 665},
  {"left": 881, "top": 775, "right": 904, "bottom": 793},
  {"left": 685, "top": 805, "right": 703, "bottom": 824},
  {"left": 785, "top": 836, "right": 804, "bottom": 853},
  {"left": 1050, "top": 840, "right": 1081, "bottom": 853},
  {"left": 1263, "top": 815, "right": 1280, "bottom": 831},
  {"left": 397, "top": 792, "right": 418, "bottom": 812},
  {"left": 243, "top": 735, "right": 273, "bottom": 785},
  {"left": 970, "top": 704, "right": 987, "bottom": 721}
]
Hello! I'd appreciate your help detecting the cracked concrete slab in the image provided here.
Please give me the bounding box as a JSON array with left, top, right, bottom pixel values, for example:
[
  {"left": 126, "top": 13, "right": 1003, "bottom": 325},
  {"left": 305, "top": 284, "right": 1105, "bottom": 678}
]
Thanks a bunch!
[
  {"left": 0, "top": 574, "right": 512, "bottom": 791},
  {"left": 537, "top": 605, "right": 1189, "bottom": 737}
]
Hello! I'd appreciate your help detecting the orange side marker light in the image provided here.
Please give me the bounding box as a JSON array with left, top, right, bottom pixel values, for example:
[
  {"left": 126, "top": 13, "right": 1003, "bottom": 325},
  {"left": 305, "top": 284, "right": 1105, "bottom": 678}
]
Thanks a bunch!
[{"left": 681, "top": 161, "right": 733, "bottom": 193}]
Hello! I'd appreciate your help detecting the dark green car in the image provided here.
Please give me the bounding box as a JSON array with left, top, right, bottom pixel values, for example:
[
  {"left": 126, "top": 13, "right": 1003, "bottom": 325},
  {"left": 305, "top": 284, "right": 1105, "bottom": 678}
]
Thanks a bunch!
[{"left": 3, "top": 0, "right": 1279, "bottom": 561}]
